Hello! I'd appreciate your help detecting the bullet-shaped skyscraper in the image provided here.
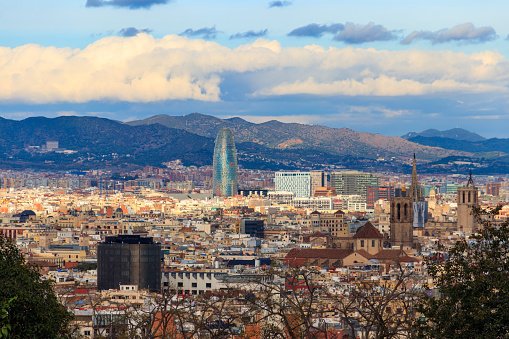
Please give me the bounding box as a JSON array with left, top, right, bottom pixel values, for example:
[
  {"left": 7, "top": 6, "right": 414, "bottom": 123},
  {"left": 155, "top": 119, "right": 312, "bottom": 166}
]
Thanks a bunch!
[{"left": 213, "top": 127, "right": 238, "bottom": 197}]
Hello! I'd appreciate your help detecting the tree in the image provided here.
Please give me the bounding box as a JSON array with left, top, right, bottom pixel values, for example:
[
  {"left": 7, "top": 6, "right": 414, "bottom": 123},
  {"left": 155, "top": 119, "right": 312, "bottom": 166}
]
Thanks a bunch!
[
  {"left": 0, "top": 235, "right": 73, "bottom": 338},
  {"left": 332, "top": 264, "right": 420, "bottom": 339},
  {"left": 416, "top": 207, "right": 509, "bottom": 338},
  {"left": 240, "top": 265, "right": 340, "bottom": 339},
  {"left": 0, "top": 297, "right": 16, "bottom": 338}
]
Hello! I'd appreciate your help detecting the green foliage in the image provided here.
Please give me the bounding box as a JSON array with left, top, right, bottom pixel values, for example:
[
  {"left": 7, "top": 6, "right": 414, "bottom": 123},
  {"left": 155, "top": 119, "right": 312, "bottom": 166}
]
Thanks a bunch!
[
  {"left": 416, "top": 207, "right": 509, "bottom": 338},
  {"left": 75, "top": 262, "right": 97, "bottom": 271},
  {"left": 0, "top": 297, "right": 16, "bottom": 338},
  {"left": 0, "top": 235, "right": 73, "bottom": 338}
]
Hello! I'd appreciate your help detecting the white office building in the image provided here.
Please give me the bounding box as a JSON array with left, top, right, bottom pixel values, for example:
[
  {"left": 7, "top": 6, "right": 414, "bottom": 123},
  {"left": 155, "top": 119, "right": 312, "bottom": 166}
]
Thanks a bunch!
[
  {"left": 275, "top": 172, "right": 312, "bottom": 198},
  {"left": 290, "top": 197, "right": 333, "bottom": 210}
]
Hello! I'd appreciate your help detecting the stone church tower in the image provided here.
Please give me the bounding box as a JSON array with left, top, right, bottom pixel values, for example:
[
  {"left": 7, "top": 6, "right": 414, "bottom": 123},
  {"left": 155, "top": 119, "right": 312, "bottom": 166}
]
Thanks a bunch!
[
  {"left": 390, "top": 196, "right": 414, "bottom": 249},
  {"left": 457, "top": 171, "right": 479, "bottom": 233},
  {"left": 390, "top": 154, "right": 422, "bottom": 249}
]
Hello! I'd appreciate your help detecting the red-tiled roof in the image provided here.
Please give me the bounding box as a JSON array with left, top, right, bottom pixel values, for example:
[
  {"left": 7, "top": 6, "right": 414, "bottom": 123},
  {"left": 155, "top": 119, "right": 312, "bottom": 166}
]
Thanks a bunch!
[
  {"left": 285, "top": 248, "right": 354, "bottom": 259},
  {"left": 27, "top": 260, "right": 59, "bottom": 268},
  {"left": 353, "top": 222, "right": 383, "bottom": 239},
  {"left": 372, "top": 249, "right": 407, "bottom": 260},
  {"left": 308, "top": 231, "right": 330, "bottom": 238}
]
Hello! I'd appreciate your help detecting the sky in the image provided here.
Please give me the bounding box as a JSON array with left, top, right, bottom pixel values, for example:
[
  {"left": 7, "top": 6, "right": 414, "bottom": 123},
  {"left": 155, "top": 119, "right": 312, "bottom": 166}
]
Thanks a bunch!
[{"left": 1, "top": 0, "right": 509, "bottom": 137}]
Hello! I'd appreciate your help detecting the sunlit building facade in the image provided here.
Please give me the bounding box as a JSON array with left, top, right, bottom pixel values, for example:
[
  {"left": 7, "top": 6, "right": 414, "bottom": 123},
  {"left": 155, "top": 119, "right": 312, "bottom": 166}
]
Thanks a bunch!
[{"left": 213, "top": 127, "right": 238, "bottom": 197}]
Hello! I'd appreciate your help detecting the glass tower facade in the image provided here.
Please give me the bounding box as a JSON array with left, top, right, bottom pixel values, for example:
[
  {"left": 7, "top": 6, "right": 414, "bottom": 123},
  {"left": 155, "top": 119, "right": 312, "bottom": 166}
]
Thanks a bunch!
[
  {"left": 330, "top": 171, "right": 380, "bottom": 200},
  {"left": 213, "top": 127, "right": 238, "bottom": 197}
]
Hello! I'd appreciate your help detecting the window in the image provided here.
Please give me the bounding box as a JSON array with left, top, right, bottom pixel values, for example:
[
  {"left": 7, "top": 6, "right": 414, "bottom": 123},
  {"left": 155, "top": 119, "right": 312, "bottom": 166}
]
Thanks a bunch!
[
  {"left": 361, "top": 240, "right": 364, "bottom": 247},
  {"left": 372, "top": 240, "right": 375, "bottom": 247},
  {"left": 178, "top": 282, "right": 183, "bottom": 287},
  {"left": 192, "top": 283, "right": 197, "bottom": 288},
  {"left": 84, "top": 330, "right": 91, "bottom": 336},
  {"left": 206, "top": 283, "right": 211, "bottom": 288}
]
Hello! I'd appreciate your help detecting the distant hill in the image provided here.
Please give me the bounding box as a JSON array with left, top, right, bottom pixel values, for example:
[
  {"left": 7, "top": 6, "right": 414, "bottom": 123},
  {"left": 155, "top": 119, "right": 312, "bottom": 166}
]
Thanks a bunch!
[
  {"left": 0, "top": 114, "right": 507, "bottom": 173},
  {"left": 127, "top": 113, "right": 469, "bottom": 160},
  {"left": 407, "top": 135, "right": 509, "bottom": 154},
  {"left": 0, "top": 116, "right": 215, "bottom": 169},
  {"left": 0, "top": 116, "right": 382, "bottom": 171},
  {"left": 402, "top": 128, "right": 485, "bottom": 142}
]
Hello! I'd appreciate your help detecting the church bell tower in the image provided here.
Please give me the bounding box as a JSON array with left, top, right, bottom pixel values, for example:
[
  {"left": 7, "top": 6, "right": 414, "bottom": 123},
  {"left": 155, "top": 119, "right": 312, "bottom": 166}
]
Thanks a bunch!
[{"left": 457, "top": 171, "right": 479, "bottom": 233}]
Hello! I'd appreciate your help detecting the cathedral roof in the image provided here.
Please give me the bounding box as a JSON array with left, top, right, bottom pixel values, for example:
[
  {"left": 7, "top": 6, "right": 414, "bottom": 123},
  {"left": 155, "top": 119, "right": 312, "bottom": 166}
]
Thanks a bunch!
[{"left": 353, "top": 222, "right": 383, "bottom": 239}]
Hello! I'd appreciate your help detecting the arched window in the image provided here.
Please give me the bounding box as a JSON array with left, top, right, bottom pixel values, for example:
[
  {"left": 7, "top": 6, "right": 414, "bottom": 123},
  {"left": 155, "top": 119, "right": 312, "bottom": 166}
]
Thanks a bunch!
[
  {"left": 462, "top": 191, "right": 465, "bottom": 204},
  {"left": 468, "top": 191, "right": 471, "bottom": 203},
  {"left": 404, "top": 203, "right": 408, "bottom": 217},
  {"left": 397, "top": 203, "right": 401, "bottom": 220}
]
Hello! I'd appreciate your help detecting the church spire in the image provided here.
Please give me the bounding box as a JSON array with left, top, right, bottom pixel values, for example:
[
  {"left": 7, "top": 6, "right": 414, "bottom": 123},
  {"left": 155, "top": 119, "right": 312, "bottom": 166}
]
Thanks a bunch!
[
  {"left": 467, "top": 170, "right": 475, "bottom": 187},
  {"left": 412, "top": 153, "right": 417, "bottom": 185},
  {"left": 409, "top": 153, "right": 422, "bottom": 202}
]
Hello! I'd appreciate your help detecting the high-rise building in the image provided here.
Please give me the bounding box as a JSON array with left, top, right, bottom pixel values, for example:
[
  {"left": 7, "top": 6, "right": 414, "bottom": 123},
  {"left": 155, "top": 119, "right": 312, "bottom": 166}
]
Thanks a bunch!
[
  {"left": 486, "top": 183, "right": 501, "bottom": 196},
  {"left": 212, "top": 127, "right": 238, "bottom": 197},
  {"left": 367, "top": 186, "right": 395, "bottom": 208},
  {"left": 309, "top": 171, "right": 326, "bottom": 196},
  {"left": 330, "top": 171, "right": 380, "bottom": 200},
  {"left": 275, "top": 172, "right": 311, "bottom": 198},
  {"left": 97, "top": 235, "right": 161, "bottom": 291}
]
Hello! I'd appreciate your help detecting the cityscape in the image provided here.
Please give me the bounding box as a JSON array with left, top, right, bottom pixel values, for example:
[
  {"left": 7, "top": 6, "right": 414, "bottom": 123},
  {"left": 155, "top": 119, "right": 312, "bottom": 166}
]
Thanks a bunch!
[
  {"left": 1, "top": 123, "right": 509, "bottom": 338},
  {"left": 2, "top": 0, "right": 509, "bottom": 338}
]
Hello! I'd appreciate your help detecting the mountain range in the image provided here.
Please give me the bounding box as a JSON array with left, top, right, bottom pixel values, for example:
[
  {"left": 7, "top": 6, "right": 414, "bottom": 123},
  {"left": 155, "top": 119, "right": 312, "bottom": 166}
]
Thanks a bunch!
[
  {"left": 0, "top": 113, "right": 507, "bottom": 174},
  {"left": 127, "top": 113, "right": 469, "bottom": 161},
  {"left": 401, "top": 128, "right": 486, "bottom": 142}
]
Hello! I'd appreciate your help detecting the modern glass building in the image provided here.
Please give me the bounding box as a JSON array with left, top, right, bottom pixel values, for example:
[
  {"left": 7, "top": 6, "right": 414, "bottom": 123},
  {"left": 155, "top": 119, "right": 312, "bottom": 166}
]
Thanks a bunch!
[
  {"left": 213, "top": 127, "right": 238, "bottom": 197},
  {"left": 97, "top": 235, "right": 161, "bottom": 292},
  {"left": 275, "top": 172, "right": 312, "bottom": 198},
  {"left": 330, "top": 171, "right": 380, "bottom": 200}
]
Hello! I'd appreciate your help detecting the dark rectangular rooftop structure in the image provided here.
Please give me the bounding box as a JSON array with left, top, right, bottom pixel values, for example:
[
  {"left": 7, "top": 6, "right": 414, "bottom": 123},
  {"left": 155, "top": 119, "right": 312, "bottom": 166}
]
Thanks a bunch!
[{"left": 102, "top": 234, "right": 155, "bottom": 245}]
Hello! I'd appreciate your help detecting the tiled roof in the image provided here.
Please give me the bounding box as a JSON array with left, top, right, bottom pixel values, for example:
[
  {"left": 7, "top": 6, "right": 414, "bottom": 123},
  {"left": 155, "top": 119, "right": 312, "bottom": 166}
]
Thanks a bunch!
[
  {"left": 308, "top": 231, "right": 330, "bottom": 238},
  {"left": 353, "top": 222, "right": 383, "bottom": 239},
  {"left": 286, "top": 248, "right": 354, "bottom": 259},
  {"left": 373, "top": 249, "right": 407, "bottom": 260}
]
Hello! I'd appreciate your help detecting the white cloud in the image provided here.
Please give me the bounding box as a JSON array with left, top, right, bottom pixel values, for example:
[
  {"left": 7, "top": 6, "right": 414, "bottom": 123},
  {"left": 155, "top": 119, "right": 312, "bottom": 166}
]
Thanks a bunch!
[
  {"left": 349, "top": 106, "right": 411, "bottom": 118},
  {"left": 255, "top": 76, "right": 507, "bottom": 97},
  {"left": 463, "top": 115, "right": 501, "bottom": 119},
  {"left": 57, "top": 111, "right": 79, "bottom": 116},
  {"left": 219, "top": 107, "right": 414, "bottom": 125},
  {"left": 1, "top": 35, "right": 509, "bottom": 104}
]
